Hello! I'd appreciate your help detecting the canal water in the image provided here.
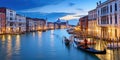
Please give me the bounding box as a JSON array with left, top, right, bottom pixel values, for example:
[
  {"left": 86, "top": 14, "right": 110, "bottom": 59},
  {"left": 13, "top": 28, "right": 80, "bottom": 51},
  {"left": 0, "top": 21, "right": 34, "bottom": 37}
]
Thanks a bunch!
[{"left": 0, "top": 29, "right": 100, "bottom": 60}]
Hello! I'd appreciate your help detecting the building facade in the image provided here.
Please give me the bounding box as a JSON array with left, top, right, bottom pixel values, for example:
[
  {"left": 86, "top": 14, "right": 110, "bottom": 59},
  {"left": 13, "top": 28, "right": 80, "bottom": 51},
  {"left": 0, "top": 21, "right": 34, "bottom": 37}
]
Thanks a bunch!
[
  {"left": 54, "top": 22, "right": 59, "bottom": 29},
  {"left": 88, "top": 9, "right": 99, "bottom": 36},
  {"left": 0, "top": 7, "right": 27, "bottom": 34},
  {"left": 79, "top": 15, "right": 88, "bottom": 34},
  {"left": 0, "top": 12, "right": 6, "bottom": 34},
  {"left": 60, "top": 22, "right": 68, "bottom": 29},
  {"left": 32, "top": 18, "right": 46, "bottom": 31},
  {"left": 26, "top": 17, "right": 35, "bottom": 32},
  {"left": 47, "top": 22, "right": 54, "bottom": 30},
  {"left": 16, "top": 14, "right": 26, "bottom": 33},
  {"left": 0, "top": 7, "right": 17, "bottom": 34},
  {"left": 54, "top": 18, "right": 68, "bottom": 29},
  {"left": 96, "top": 0, "right": 120, "bottom": 39}
]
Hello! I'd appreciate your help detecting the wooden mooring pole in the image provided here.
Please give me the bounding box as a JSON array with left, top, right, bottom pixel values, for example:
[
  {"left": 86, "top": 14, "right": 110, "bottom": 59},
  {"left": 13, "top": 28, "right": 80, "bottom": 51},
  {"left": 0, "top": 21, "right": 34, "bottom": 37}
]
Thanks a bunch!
[
  {"left": 113, "top": 39, "right": 114, "bottom": 51},
  {"left": 117, "top": 37, "right": 119, "bottom": 50}
]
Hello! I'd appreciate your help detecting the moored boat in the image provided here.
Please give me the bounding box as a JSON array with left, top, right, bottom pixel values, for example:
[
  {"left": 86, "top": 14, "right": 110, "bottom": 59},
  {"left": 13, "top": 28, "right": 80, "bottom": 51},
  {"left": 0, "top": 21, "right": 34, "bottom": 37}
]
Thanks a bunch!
[
  {"left": 75, "top": 39, "right": 96, "bottom": 45},
  {"left": 74, "top": 40, "right": 106, "bottom": 54},
  {"left": 64, "top": 37, "right": 70, "bottom": 45}
]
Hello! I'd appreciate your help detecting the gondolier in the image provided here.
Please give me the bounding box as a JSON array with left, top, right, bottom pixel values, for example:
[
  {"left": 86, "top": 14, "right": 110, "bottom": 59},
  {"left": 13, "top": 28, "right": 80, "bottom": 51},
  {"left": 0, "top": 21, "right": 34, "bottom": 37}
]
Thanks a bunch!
[{"left": 84, "top": 38, "right": 88, "bottom": 48}]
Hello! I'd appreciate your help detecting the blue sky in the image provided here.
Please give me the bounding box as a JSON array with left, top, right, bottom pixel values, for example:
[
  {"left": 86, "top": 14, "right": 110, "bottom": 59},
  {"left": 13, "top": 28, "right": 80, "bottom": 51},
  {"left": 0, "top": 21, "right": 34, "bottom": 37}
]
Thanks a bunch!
[{"left": 0, "top": 0, "right": 106, "bottom": 25}]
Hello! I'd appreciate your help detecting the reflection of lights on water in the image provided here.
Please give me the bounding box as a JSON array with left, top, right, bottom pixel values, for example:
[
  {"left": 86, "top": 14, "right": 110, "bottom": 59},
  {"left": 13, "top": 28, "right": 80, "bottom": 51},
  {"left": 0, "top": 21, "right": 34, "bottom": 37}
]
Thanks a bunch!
[
  {"left": 2, "top": 35, "right": 5, "bottom": 45},
  {"left": 94, "top": 40, "right": 115, "bottom": 60},
  {"left": 97, "top": 49, "right": 114, "bottom": 60},
  {"left": 38, "top": 31, "right": 42, "bottom": 46},
  {"left": 106, "top": 50, "right": 113, "bottom": 60},
  {"left": 33, "top": 32, "right": 35, "bottom": 37},
  {"left": 7, "top": 35, "right": 12, "bottom": 58},
  {"left": 51, "top": 30, "right": 54, "bottom": 47},
  {"left": 15, "top": 35, "right": 20, "bottom": 54},
  {"left": 51, "top": 30, "right": 54, "bottom": 34},
  {"left": 51, "top": 30, "right": 54, "bottom": 39},
  {"left": 38, "top": 31, "right": 42, "bottom": 38}
]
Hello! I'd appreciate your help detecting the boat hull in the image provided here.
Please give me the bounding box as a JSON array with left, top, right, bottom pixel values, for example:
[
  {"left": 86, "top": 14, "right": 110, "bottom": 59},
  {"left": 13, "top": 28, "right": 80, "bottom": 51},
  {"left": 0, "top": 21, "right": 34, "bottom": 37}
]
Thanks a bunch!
[{"left": 74, "top": 41, "right": 106, "bottom": 54}]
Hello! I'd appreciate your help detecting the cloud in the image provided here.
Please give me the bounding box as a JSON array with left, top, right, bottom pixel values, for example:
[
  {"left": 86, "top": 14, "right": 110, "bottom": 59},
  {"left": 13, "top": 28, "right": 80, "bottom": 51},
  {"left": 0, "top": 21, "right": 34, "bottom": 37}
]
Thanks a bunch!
[
  {"left": 60, "top": 14, "right": 81, "bottom": 20},
  {"left": 0, "top": 0, "right": 66, "bottom": 10},
  {"left": 18, "top": 12, "right": 74, "bottom": 22},
  {"left": 73, "top": 15, "right": 86, "bottom": 17},
  {"left": 76, "top": 8, "right": 84, "bottom": 11}
]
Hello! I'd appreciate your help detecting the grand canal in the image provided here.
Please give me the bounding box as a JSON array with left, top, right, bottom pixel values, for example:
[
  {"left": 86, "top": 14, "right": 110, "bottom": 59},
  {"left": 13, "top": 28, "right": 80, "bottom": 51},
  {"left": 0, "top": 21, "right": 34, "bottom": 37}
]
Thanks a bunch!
[{"left": 0, "top": 29, "right": 120, "bottom": 60}]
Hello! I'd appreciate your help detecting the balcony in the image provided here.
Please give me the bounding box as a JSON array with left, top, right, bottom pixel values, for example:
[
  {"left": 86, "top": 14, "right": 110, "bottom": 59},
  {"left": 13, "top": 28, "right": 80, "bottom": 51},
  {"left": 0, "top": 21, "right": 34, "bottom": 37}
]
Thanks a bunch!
[{"left": 98, "top": 24, "right": 118, "bottom": 27}]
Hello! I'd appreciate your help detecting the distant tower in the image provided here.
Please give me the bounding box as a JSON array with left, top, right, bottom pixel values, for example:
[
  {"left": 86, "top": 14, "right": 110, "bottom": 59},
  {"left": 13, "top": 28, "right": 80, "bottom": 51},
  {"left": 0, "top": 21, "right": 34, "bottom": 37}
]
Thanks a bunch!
[
  {"left": 56, "top": 18, "right": 61, "bottom": 29},
  {"left": 57, "top": 18, "right": 61, "bottom": 23},
  {"left": 66, "top": 20, "right": 69, "bottom": 28}
]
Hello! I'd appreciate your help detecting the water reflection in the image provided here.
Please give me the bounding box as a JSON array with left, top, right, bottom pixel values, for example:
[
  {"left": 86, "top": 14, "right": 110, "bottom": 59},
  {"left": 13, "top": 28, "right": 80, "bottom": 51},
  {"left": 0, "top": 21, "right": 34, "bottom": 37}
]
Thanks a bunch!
[
  {"left": 32, "top": 32, "right": 35, "bottom": 37},
  {"left": 93, "top": 38, "right": 120, "bottom": 60},
  {"left": 14, "top": 35, "right": 20, "bottom": 55},
  {"left": 0, "top": 29, "right": 100, "bottom": 60},
  {"left": 50, "top": 30, "right": 54, "bottom": 47},
  {"left": 65, "top": 44, "right": 71, "bottom": 51},
  {"left": 2, "top": 35, "right": 5, "bottom": 47},
  {"left": 38, "top": 31, "right": 42, "bottom": 39},
  {"left": 7, "top": 35, "right": 12, "bottom": 60},
  {"left": 38, "top": 31, "right": 42, "bottom": 46}
]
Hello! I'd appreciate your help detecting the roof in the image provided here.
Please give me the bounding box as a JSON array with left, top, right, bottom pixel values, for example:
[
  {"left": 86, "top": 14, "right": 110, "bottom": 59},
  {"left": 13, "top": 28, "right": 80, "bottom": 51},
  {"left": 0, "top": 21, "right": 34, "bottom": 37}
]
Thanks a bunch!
[
  {"left": 97, "top": 0, "right": 115, "bottom": 8},
  {"left": 47, "top": 22, "right": 54, "bottom": 24},
  {"left": 30, "top": 18, "right": 46, "bottom": 21},
  {"left": 88, "top": 19, "right": 97, "bottom": 21},
  {"left": 16, "top": 14, "right": 26, "bottom": 17},
  {"left": 26, "top": 17, "right": 33, "bottom": 20},
  {"left": 80, "top": 15, "right": 88, "bottom": 19},
  {"left": 88, "top": 9, "right": 96, "bottom": 13},
  {"left": 60, "top": 22, "right": 67, "bottom": 25},
  {"left": 0, "top": 7, "right": 15, "bottom": 11}
]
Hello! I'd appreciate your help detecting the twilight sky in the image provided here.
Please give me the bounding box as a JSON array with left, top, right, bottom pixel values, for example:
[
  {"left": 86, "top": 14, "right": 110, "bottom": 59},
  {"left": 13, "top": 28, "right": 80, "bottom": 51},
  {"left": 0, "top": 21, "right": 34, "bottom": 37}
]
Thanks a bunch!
[{"left": 0, "top": 0, "right": 106, "bottom": 25}]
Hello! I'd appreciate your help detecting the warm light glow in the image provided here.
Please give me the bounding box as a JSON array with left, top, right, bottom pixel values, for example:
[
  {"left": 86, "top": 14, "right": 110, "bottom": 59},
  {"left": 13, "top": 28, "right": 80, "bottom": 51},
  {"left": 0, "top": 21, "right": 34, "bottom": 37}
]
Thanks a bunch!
[
  {"left": 38, "top": 31, "right": 42, "bottom": 47},
  {"left": 17, "top": 27, "right": 19, "bottom": 32},
  {"left": 33, "top": 32, "right": 35, "bottom": 37},
  {"left": 7, "top": 35, "right": 12, "bottom": 57},
  {"left": 50, "top": 30, "right": 54, "bottom": 47},
  {"left": 15, "top": 35, "right": 20, "bottom": 54},
  {"left": 38, "top": 31, "right": 42, "bottom": 38},
  {"left": 2, "top": 35, "right": 5, "bottom": 45},
  {"left": 96, "top": 28, "right": 100, "bottom": 33},
  {"left": 33, "top": 27, "right": 35, "bottom": 30},
  {"left": 88, "top": 29, "right": 91, "bottom": 32},
  {"left": 7, "top": 27, "right": 11, "bottom": 33}
]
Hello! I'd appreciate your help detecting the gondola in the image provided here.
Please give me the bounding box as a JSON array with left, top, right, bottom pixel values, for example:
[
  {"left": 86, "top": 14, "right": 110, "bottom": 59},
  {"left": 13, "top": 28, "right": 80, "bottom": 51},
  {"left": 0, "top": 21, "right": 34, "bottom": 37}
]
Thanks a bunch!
[
  {"left": 75, "top": 39, "right": 96, "bottom": 45},
  {"left": 74, "top": 40, "right": 106, "bottom": 54},
  {"left": 64, "top": 39, "right": 70, "bottom": 45}
]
